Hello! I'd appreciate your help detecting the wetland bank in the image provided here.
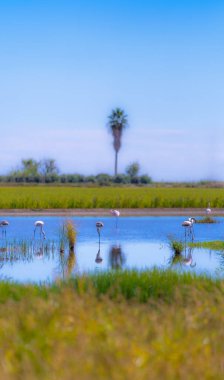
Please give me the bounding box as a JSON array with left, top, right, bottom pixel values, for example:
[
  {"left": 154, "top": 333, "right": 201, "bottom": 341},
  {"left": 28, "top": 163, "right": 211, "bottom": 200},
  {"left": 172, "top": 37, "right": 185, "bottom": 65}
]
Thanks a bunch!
[{"left": 1, "top": 185, "right": 224, "bottom": 379}]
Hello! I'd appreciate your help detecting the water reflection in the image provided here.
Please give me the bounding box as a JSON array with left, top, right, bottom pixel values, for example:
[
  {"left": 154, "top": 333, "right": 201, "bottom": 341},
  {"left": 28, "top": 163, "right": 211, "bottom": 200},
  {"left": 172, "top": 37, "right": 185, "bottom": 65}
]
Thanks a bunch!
[
  {"left": 169, "top": 247, "right": 196, "bottom": 270},
  {"left": 0, "top": 216, "right": 223, "bottom": 282},
  {"left": 95, "top": 249, "right": 103, "bottom": 264},
  {"left": 0, "top": 239, "right": 55, "bottom": 265},
  {"left": 33, "top": 241, "right": 44, "bottom": 259},
  {"left": 57, "top": 247, "right": 77, "bottom": 280},
  {"left": 109, "top": 245, "right": 125, "bottom": 270}
]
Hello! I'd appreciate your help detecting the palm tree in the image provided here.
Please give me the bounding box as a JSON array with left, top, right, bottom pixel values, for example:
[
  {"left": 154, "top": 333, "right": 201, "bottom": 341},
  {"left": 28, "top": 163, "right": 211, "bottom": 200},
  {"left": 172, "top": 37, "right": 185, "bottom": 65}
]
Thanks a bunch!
[{"left": 108, "top": 108, "right": 128, "bottom": 176}]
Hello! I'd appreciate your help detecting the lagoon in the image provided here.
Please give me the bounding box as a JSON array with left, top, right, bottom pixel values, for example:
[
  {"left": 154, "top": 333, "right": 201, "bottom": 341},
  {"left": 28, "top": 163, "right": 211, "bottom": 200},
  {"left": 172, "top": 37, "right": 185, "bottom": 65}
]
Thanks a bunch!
[{"left": 0, "top": 216, "right": 224, "bottom": 282}]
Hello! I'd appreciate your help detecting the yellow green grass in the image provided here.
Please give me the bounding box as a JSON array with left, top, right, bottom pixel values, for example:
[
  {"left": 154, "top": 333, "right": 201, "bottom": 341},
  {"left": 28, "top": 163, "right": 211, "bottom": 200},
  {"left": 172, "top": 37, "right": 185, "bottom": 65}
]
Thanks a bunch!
[
  {"left": 190, "top": 240, "right": 224, "bottom": 251},
  {"left": 0, "top": 186, "right": 224, "bottom": 208},
  {"left": 60, "top": 220, "right": 77, "bottom": 250},
  {"left": 0, "top": 270, "right": 224, "bottom": 379},
  {"left": 196, "top": 216, "right": 217, "bottom": 223}
]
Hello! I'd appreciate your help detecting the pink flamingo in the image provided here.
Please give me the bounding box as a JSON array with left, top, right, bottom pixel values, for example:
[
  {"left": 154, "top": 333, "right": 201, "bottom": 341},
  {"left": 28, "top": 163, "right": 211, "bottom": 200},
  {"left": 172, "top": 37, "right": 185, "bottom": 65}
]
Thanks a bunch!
[
  {"left": 206, "top": 203, "right": 211, "bottom": 215},
  {"left": 0, "top": 220, "right": 9, "bottom": 237},
  {"left": 34, "top": 221, "right": 46, "bottom": 239},
  {"left": 182, "top": 217, "right": 196, "bottom": 240},
  {"left": 110, "top": 209, "right": 120, "bottom": 227},
  {"left": 96, "top": 221, "right": 104, "bottom": 243},
  {"left": 95, "top": 222, "right": 104, "bottom": 262}
]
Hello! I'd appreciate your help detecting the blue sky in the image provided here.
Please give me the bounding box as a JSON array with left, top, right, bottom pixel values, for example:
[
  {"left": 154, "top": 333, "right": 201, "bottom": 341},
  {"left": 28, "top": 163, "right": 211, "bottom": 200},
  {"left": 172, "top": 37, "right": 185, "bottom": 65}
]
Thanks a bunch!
[{"left": 1, "top": 0, "right": 224, "bottom": 180}]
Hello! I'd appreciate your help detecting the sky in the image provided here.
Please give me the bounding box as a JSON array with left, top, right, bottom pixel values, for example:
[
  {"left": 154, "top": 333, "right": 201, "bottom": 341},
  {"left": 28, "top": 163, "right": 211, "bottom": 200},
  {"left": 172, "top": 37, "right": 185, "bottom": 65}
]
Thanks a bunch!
[{"left": 1, "top": 0, "right": 224, "bottom": 181}]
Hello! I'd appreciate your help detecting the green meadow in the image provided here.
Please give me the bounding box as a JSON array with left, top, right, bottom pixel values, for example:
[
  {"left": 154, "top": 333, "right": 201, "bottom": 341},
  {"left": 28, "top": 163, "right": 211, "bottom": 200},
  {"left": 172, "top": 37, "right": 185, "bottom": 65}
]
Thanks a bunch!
[
  {"left": 0, "top": 186, "right": 224, "bottom": 208},
  {"left": 0, "top": 270, "right": 223, "bottom": 380}
]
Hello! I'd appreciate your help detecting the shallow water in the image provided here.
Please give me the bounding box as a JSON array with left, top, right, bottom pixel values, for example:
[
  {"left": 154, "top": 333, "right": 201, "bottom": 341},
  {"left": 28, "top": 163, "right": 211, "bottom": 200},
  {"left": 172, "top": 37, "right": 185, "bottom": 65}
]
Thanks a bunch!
[{"left": 0, "top": 216, "right": 224, "bottom": 282}]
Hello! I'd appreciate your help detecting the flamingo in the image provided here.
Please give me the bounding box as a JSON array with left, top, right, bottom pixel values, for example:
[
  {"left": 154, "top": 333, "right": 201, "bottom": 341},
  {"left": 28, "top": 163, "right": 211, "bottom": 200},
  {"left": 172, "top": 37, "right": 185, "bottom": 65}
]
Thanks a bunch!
[
  {"left": 96, "top": 221, "right": 104, "bottom": 244},
  {"left": 182, "top": 217, "right": 196, "bottom": 240},
  {"left": 110, "top": 209, "right": 120, "bottom": 227},
  {"left": 206, "top": 203, "right": 211, "bottom": 215},
  {"left": 34, "top": 220, "right": 46, "bottom": 239},
  {"left": 0, "top": 220, "right": 9, "bottom": 237}
]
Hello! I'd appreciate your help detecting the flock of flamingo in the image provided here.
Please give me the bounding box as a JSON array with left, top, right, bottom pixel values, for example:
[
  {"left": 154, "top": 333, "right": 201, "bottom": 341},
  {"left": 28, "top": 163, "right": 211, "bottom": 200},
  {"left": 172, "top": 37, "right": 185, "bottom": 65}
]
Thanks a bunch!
[
  {"left": 0, "top": 206, "right": 211, "bottom": 244},
  {"left": 0, "top": 220, "right": 46, "bottom": 238},
  {"left": 0, "top": 209, "right": 120, "bottom": 239}
]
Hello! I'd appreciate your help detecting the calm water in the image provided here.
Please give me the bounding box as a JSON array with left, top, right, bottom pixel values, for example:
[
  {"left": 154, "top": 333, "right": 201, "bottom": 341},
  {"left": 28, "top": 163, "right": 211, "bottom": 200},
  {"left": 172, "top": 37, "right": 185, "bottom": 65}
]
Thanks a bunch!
[{"left": 0, "top": 216, "right": 224, "bottom": 283}]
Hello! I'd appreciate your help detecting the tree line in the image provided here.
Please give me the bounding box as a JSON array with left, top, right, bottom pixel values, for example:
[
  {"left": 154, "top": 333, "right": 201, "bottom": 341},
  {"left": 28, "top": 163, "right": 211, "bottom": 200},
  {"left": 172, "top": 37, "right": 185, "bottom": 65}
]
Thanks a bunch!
[{"left": 0, "top": 159, "right": 152, "bottom": 185}]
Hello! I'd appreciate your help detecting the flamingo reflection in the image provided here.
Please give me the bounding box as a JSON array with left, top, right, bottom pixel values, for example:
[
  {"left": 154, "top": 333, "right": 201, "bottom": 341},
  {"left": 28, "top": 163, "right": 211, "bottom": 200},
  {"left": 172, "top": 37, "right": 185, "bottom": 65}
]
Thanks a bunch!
[
  {"left": 33, "top": 241, "right": 44, "bottom": 259},
  {"left": 95, "top": 249, "right": 103, "bottom": 264},
  {"left": 170, "top": 247, "right": 196, "bottom": 269},
  {"left": 58, "top": 248, "right": 76, "bottom": 279},
  {"left": 109, "top": 244, "right": 125, "bottom": 270}
]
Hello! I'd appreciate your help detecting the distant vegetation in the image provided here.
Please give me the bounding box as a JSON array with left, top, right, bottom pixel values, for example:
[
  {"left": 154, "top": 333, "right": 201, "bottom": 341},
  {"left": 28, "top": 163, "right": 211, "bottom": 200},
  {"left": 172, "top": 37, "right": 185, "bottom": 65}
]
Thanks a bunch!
[{"left": 1, "top": 158, "right": 152, "bottom": 185}]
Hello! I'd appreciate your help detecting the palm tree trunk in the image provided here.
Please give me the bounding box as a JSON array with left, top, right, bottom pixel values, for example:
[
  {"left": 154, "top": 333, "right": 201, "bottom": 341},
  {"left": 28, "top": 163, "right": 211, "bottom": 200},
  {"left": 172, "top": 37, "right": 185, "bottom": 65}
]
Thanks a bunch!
[{"left": 115, "top": 151, "right": 118, "bottom": 176}]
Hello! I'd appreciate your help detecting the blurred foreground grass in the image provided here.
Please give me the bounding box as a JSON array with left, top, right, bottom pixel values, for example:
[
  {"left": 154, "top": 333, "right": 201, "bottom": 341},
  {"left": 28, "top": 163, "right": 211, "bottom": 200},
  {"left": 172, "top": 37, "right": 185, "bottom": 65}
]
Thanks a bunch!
[{"left": 0, "top": 270, "right": 224, "bottom": 379}]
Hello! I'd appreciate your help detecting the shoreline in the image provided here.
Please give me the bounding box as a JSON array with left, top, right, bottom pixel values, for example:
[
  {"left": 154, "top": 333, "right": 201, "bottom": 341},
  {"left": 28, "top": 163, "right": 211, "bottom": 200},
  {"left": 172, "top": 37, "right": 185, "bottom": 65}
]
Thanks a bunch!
[{"left": 0, "top": 208, "right": 223, "bottom": 216}]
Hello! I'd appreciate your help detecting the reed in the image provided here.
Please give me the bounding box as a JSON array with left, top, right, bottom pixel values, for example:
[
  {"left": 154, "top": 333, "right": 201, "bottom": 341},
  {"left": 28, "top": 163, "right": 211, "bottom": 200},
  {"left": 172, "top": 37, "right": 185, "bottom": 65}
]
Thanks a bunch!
[
  {"left": 0, "top": 239, "right": 55, "bottom": 263},
  {"left": 168, "top": 237, "right": 184, "bottom": 255},
  {"left": 60, "top": 220, "right": 77, "bottom": 251}
]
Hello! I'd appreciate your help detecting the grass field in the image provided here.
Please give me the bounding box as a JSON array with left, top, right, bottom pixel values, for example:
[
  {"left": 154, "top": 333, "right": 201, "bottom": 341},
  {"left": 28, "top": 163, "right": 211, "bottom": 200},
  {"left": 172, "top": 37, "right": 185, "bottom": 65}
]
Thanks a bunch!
[
  {"left": 0, "top": 186, "right": 224, "bottom": 208},
  {"left": 0, "top": 270, "right": 223, "bottom": 379}
]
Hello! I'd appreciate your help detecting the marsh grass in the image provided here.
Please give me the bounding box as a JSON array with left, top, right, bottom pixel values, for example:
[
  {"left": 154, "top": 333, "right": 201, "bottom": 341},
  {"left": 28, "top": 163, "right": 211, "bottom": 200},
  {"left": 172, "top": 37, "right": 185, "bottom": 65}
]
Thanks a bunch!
[
  {"left": 0, "top": 270, "right": 223, "bottom": 379},
  {"left": 59, "top": 220, "right": 77, "bottom": 251},
  {"left": 0, "top": 239, "right": 56, "bottom": 264},
  {"left": 196, "top": 216, "right": 217, "bottom": 223},
  {"left": 65, "top": 220, "right": 77, "bottom": 249},
  {"left": 0, "top": 186, "right": 224, "bottom": 208},
  {"left": 189, "top": 240, "right": 224, "bottom": 251},
  {"left": 70, "top": 269, "right": 219, "bottom": 302},
  {"left": 168, "top": 237, "right": 184, "bottom": 255}
]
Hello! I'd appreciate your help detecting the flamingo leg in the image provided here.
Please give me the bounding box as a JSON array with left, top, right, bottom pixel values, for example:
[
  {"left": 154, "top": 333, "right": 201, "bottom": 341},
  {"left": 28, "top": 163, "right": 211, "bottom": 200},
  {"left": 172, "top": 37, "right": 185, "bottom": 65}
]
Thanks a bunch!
[
  {"left": 41, "top": 226, "right": 46, "bottom": 239},
  {"left": 191, "top": 227, "right": 194, "bottom": 241},
  {"left": 97, "top": 228, "right": 101, "bottom": 245}
]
